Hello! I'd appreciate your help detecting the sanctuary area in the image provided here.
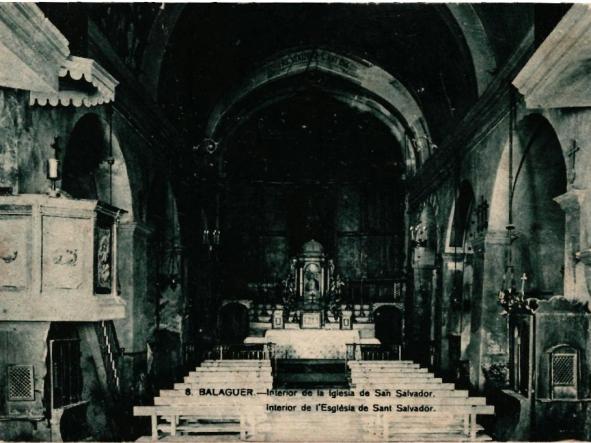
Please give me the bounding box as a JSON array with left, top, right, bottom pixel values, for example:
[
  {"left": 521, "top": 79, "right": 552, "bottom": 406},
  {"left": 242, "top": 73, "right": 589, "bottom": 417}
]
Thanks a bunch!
[{"left": 0, "top": 3, "right": 590, "bottom": 442}]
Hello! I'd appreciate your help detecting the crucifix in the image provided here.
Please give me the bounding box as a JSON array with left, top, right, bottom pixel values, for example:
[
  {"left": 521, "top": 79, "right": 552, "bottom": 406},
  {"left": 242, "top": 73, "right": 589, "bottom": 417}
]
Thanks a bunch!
[
  {"left": 567, "top": 140, "right": 580, "bottom": 184},
  {"left": 520, "top": 273, "right": 527, "bottom": 297}
]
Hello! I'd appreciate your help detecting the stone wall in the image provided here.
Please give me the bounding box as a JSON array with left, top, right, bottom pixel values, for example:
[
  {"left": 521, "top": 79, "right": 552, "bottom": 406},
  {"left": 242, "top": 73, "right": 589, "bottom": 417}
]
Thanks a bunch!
[{"left": 0, "top": 322, "right": 51, "bottom": 440}]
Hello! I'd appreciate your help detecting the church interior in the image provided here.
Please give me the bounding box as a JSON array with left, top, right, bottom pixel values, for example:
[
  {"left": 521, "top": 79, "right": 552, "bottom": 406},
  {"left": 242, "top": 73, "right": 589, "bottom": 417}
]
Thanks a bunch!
[{"left": 2, "top": 2, "right": 591, "bottom": 441}]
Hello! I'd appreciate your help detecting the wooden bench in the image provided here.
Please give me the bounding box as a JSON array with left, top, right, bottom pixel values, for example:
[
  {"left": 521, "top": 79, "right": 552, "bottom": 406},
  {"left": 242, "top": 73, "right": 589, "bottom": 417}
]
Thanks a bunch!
[
  {"left": 349, "top": 367, "right": 428, "bottom": 373},
  {"left": 349, "top": 361, "right": 419, "bottom": 367},
  {"left": 154, "top": 396, "right": 258, "bottom": 406},
  {"left": 257, "top": 403, "right": 493, "bottom": 441},
  {"left": 198, "top": 365, "right": 271, "bottom": 370},
  {"left": 351, "top": 381, "right": 456, "bottom": 389},
  {"left": 349, "top": 361, "right": 419, "bottom": 365},
  {"left": 133, "top": 403, "right": 265, "bottom": 440},
  {"left": 351, "top": 372, "right": 438, "bottom": 378},
  {"left": 201, "top": 360, "right": 271, "bottom": 365},
  {"left": 380, "top": 404, "right": 495, "bottom": 440},
  {"left": 185, "top": 375, "right": 272, "bottom": 381},
  {"left": 190, "top": 369, "right": 272, "bottom": 375},
  {"left": 352, "top": 376, "right": 443, "bottom": 383}
]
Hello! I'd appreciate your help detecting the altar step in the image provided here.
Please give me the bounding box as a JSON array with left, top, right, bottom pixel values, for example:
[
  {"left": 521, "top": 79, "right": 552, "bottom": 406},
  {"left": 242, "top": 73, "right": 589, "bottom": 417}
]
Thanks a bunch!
[{"left": 275, "top": 359, "right": 348, "bottom": 389}]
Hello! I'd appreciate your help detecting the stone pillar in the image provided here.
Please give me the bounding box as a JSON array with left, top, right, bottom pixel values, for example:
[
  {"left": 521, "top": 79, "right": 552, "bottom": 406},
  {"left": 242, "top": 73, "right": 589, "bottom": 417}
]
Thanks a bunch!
[
  {"left": 472, "top": 229, "right": 510, "bottom": 390},
  {"left": 414, "top": 265, "right": 435, "bottom": 365},
  {"left": 430, "top": 258, "right": 443, "bottom": 369},
  {"left": 555, "top": 189, "right": 590, "bottom": 301},
  {"left": 115, "top": 222, "right": 154, "bottom": 388},
  {"left": 439, "top": 252, "right": 462, "bottom": 372},
  {"left": 411, "top": 246, "right": 436, "bottom": 364}
]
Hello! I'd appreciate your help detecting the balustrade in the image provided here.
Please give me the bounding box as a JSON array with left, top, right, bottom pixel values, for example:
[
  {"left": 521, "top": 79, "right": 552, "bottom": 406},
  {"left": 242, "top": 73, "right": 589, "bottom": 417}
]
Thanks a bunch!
[{"left": 346, "top": 343, "right": 402, "bottom": 362}]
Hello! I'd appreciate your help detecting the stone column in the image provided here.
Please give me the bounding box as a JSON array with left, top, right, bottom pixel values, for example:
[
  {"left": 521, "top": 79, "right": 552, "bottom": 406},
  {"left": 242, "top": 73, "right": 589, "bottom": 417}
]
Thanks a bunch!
[
  {"left": 472, "top": 229, "right": 510, "bottom": 390},
  {"left": 438, "top": 251, "right": 462, "bottom": 372},
  {"left": 115, "top": 222, "right": 154, "bottom": 388},
  {"left": 410, "top": 246, "right": 436, "bottom": 364},
  {"left": 555, "top": 189, "right": 591, "bottom": 301}
]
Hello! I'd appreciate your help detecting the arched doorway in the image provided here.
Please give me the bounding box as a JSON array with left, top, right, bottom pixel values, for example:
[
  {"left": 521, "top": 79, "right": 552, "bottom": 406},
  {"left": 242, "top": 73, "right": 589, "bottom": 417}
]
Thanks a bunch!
[
  {"left": 374, "top": 306, "right": 403, "bottom": 347},
  {"left": 218, "top": 303, "right": 250, "bottom": 345}
]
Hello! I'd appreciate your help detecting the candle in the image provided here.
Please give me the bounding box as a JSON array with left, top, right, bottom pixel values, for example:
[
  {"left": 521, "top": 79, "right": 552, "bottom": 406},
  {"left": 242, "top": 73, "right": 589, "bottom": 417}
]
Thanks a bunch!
[{"left": 47, "top": 158, "right": 59, "bottom": 179}]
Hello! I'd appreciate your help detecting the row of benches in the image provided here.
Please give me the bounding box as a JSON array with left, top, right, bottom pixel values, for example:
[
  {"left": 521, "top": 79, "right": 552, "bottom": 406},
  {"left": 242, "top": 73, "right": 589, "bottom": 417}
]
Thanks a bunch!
[
  {"left": 348, "top": 360, "right": 494, "bottom": 440},
  {"left": 134, "top": 359, "right": 273, "bottom": 440},
  {"left": 134, "top": 359, "right": 494, "bottom": 441}
]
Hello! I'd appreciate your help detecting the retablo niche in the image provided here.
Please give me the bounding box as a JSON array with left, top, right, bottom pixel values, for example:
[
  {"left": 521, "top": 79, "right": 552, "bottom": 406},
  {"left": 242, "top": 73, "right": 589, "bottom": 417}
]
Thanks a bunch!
[{"left": 291, "top": 239, "right": 332, "bottom": 328}]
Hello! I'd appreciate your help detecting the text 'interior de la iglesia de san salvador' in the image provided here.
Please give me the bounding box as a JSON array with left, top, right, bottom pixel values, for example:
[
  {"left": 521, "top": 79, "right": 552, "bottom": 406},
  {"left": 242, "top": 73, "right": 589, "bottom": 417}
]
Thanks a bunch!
[{"left": 2, "top": 2, "right": 591, "bottom": 442}]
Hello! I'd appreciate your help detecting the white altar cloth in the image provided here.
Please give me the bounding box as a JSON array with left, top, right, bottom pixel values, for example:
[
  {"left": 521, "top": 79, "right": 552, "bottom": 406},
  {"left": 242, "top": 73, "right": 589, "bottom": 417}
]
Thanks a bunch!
[{"left": 263, "top": 329, "right": 360, "bottom": 359}]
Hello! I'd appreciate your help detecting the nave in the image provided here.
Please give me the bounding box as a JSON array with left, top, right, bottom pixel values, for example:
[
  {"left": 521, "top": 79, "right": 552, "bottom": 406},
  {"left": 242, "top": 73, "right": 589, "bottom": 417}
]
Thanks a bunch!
[{"left": 2, "top": 3, "right": 591, "bottom": 442}]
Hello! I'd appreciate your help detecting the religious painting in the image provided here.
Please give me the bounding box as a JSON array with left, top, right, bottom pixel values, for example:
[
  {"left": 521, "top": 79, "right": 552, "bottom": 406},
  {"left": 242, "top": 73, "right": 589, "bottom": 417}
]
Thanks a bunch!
[
  {"left": 0, "top": 215, "right": 29, "bottom": 291},
  {"left": 41, "top": 216, "right": 88, "bottom": 292},
  {"left": 95, "top": 226, "right": 112, "bottom": 293}
]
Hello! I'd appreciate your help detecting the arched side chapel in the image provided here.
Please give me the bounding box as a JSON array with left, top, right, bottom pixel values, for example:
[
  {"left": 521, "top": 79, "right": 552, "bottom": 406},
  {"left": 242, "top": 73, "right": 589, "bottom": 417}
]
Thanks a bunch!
[{"left": 2, "top": 3, "right": 591, "bottom": 442}]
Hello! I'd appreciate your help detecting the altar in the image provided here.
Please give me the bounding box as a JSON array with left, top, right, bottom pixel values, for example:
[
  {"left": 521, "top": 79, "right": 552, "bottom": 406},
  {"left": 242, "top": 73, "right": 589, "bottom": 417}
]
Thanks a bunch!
[
  {"left": 270, "top": 329, "right": 357, "bottom": 359},
  {"left": 236, "top": 240, "right": 392, "bottom": 358},
  {"left": 244, "top": 329, "right": 380, "bottom": 359}
]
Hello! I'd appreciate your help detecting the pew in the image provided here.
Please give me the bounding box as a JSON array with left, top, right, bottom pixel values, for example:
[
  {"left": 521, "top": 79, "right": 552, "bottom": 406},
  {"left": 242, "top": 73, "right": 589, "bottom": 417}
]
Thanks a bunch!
[{"left": 133, "top": 403, "right": 265, "bottom": 440}]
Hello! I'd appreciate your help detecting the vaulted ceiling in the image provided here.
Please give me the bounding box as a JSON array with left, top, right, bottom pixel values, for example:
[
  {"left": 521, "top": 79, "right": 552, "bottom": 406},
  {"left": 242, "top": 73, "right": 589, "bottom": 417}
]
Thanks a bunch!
[
  {"left": 38, "top": 3, "right": 569, "bottom": 187},
  {"left": 158, "top": 3, "right": 483, "bottom": 145}
]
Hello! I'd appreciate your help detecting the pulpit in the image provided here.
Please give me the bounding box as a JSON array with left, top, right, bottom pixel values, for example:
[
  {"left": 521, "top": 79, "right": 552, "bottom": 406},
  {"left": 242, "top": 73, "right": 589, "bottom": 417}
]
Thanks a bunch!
[{"left": 0, "top": 194, "right": 126, "bottom": 321}]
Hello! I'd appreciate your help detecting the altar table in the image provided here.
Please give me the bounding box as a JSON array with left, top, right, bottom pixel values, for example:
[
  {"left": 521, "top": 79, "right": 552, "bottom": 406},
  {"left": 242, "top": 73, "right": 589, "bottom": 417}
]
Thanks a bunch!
[{"left": 263, "top": 329, "right": 360, "bottom": 359}]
